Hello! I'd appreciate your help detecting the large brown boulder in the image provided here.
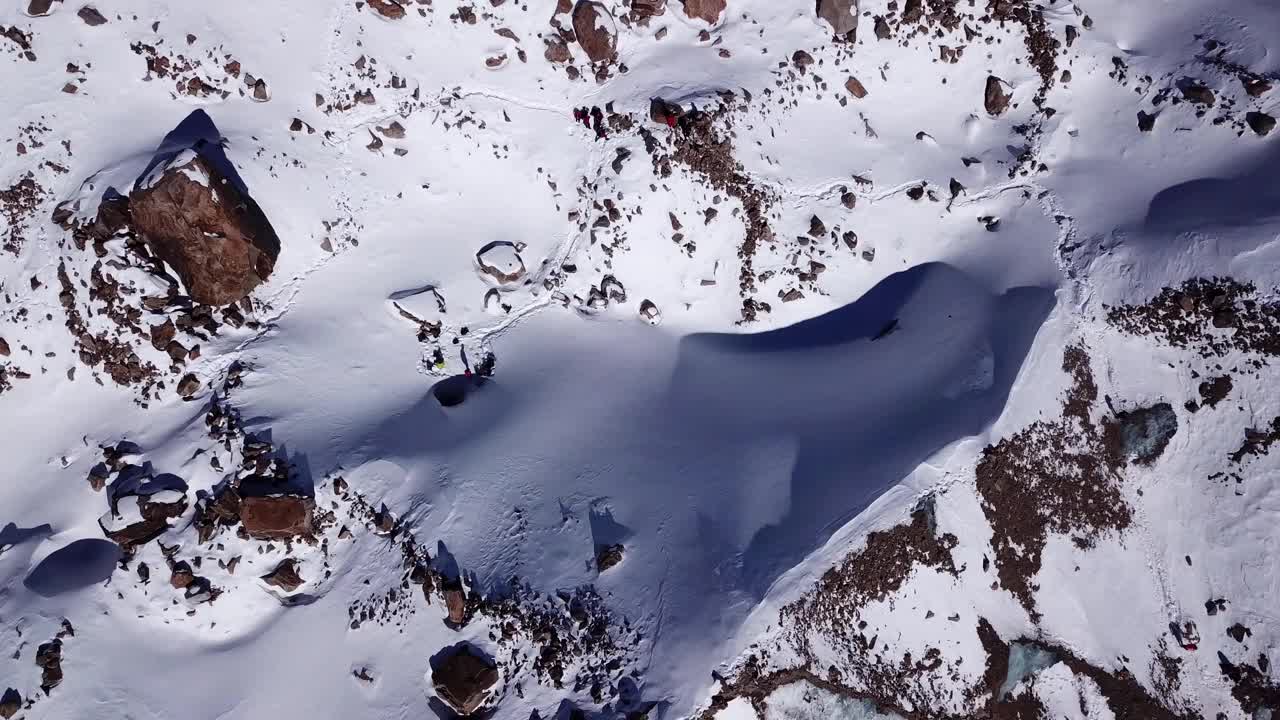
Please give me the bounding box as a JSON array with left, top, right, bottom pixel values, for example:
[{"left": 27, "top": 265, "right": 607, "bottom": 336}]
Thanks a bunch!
[
  {"left": 816, "top": 0, "right": 858, "bottom": 36},
  {"left": 571, "top": 1, "right": 616, "bottom": 63},
  {"left": 240, "top": 494, "right": 314, "bottom": 540},
  {"left": 432, "top": 646, "right": 498, "bottom": 715},
  {"left": 681, "top": 0, "right": 725, "bottom": 23},
  {"left": 261, "top": 559, "right": 304, "bottom": 592},
  {"left": 984, "top": 75, "right": 1010, "bottom": 116},
  {"left": 130, "top": 149, "right": 279, "bottom": 306},
  {"left": 99, "top": 490, "right": 188, "bottom": 549}
]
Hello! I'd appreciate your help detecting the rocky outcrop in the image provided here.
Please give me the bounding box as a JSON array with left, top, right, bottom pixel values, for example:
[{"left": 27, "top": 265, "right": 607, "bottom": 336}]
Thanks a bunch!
[
  {"left": 432, "top": 646, "right": 498, "bottom": 715},
  {"left": 1247, "top": 111, "right": 1276, "bottom": 136},
  {"left": 571, "top": 1, "right": 616, "bottom": 63},
  {"left": 681, "top": 0, "right": 725, "bottom": 24},
  {"left": 596, "top": 543, "right": 624, "bottom": 572},
  {"left": 476, "top": 241, "right": 526, "bottom": 284},
  {"left": 629, "top": 0, "right": 665, "bottom": 24},
  {"left": 35, "top": 640, "right": 62, "bottom": 694},
  {"left": 130, "top": 148, "right": 279, "bottom": 306},
  {"left": 239, "top": 493, "right": 314, "bottom": 540},
  {"left": 816, "top": 0, "right": 857, "bottom": 36},
  {"left": 99, "top": 490, "right": 188, "bottom": 549},
  {"left": 444, "top": 581, "right": 467, "bottom": 625},
  {"left": 25, "top": 0, "right": 56, "bottom": 17},
  {"left": 984, "top": 75, "right": 1010, "bottom": 116},
  {"left": 261, "top": 559, "right": 304, "bottom": 592},
  {"left": 366, "top": 0, "right": 405, "bottom": 19}
]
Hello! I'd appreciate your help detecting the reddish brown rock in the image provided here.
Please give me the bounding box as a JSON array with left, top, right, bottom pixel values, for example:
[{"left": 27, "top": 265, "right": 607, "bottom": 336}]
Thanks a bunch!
[
  {"left": 130, "top": 149, "right": 279, "bottom": 306},
  {"left": 984, "top": 75, "right": 1010, "bottom": 116},
  {"left": 681, "top": 0, "right": 725, "bottom": 23},
  {"left": 99, "top": 491, "right": 188, "bottom": 549},
  {"left": 0, "top": 336, "right": 9, "bottom": 356},
  {"left": 261, "top": 558, "right": 304, "bottom": 592},
  {"left": 630, "top": 0, "right": 665, "bottom": 23},
  {"left": 432, "top": 646, "right": 498, "bottom": 715},
  {"left": 444, "top": 584, "right": 467, "bottom": 625},
  {"left": 544, "top": 37, "right": 571, "bottom": 63},
  {"left": 35, "top": 640, "right": 62, "bottom": 694},
  {"left": 239, "top": 494, "right": 314, "bottom": 540},
  {"left": 170, "top": 560, "right": 195, "bottom": 588},
  {"left": 816, "top": 0, "right": 858, "bottom": 36},
  {"left": 366, "top": 0, "right": 405, "bottom": 18},
  {"left": 845, "top": 76, "right": 868, "bottom": 98},
  {"left": 571, "top": 1, "right": 616, "bottom": 63}
]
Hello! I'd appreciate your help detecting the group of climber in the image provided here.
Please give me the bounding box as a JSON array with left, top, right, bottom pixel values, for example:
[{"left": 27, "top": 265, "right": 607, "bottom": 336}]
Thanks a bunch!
[
  {"left": 571, "top": 98, "right": 694, "bottom": 138},
  {"left": 572, "top": 106, "right": 608, "bottom": 139}
]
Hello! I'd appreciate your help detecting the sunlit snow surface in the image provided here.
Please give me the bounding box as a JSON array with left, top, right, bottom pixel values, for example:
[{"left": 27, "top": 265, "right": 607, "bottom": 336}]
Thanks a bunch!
[{"left": 2, "top": 0, "right": 1280, "bottom": 718}]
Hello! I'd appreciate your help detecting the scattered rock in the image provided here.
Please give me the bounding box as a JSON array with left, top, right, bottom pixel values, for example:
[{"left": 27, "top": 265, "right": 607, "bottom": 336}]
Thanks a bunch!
[
  {"left": 239, "top": 494, "right": 314, "bottom": 540},
  {"left": 130, "top": 144, "right": 280, "bottom": 306},
  {"left": 985, "top": 75, "right": 1011, "bottom": 116},
  {"left": 261, "top": 558, "right": 304, "bottom": 592},
  {"left": 432, "top": 646, "right": 499, "bottom": 715},
  {"left": 844, "top": 76, "right": 867, "bottom": 98},
  {"left": 1246, "top": 111, "right": 1275, "bottom": 137},
  {"left": 571, "top": 1, "right": 617, "bottom": 63},
  {"left": 77, "top": 5, "right": 107, "bottom": 25},
  {"left": 0, "top": 337, "right": 8, "bottom": 356},
  {"left": 681, "top": 0, "right": 725, "bottom": 24},
  {"left": 1137, "top": 110, "right": 1156, "bottom": 132},
  {"left": 816, "top": 0, "right": 858, "bottom": 37}
]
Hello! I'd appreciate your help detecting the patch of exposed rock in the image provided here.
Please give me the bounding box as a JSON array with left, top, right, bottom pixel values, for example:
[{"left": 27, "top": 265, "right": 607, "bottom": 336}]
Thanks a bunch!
[
  {"left": 261, "top": 558, "right": 304, "bottom": 592},
  {"left": 681, "top": 0, "right": 725, "bottom": 24},
  {"left": 985, "top": 75, "right": 1010, "bottom": 116},
  {"left": 99, "top": 489, "right": 188, "bottom": 550},
  {"left": 130, "top": 147, "right": 279, "bottom": 306},
  {"left": 476, "top": 241, "right": 526, "bottom": 284},
  {"left": 816, "top": 0, "right": 858, "bottom": 37},
  {"left": 571, "top": 1, "right": 616, "bottom": 63},
  {"left": 240, "top": 493, "right": 315, "bottom": 540},
  {"left": 0, "top": 688, "right": 20, "bottom": 719},
  {"left": 432, "top": 645, "right": 499, "bottom": 715}
]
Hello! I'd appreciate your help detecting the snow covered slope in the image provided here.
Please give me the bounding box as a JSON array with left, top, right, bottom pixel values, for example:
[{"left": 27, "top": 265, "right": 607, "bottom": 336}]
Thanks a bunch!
[{"left": 0, "top": 0, "right": 1278, "bottom": 718}]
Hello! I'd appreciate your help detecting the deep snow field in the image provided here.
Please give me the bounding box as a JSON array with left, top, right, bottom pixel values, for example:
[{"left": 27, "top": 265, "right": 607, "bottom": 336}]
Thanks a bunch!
[{"left": 1, "top": 0, "right": 1279, "bottom": 718}]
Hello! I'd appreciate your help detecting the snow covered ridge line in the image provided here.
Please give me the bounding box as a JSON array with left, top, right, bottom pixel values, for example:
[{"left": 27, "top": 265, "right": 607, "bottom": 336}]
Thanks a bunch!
[{"left": 699, "top": 279, "right": 1280, "bottom": 720}]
